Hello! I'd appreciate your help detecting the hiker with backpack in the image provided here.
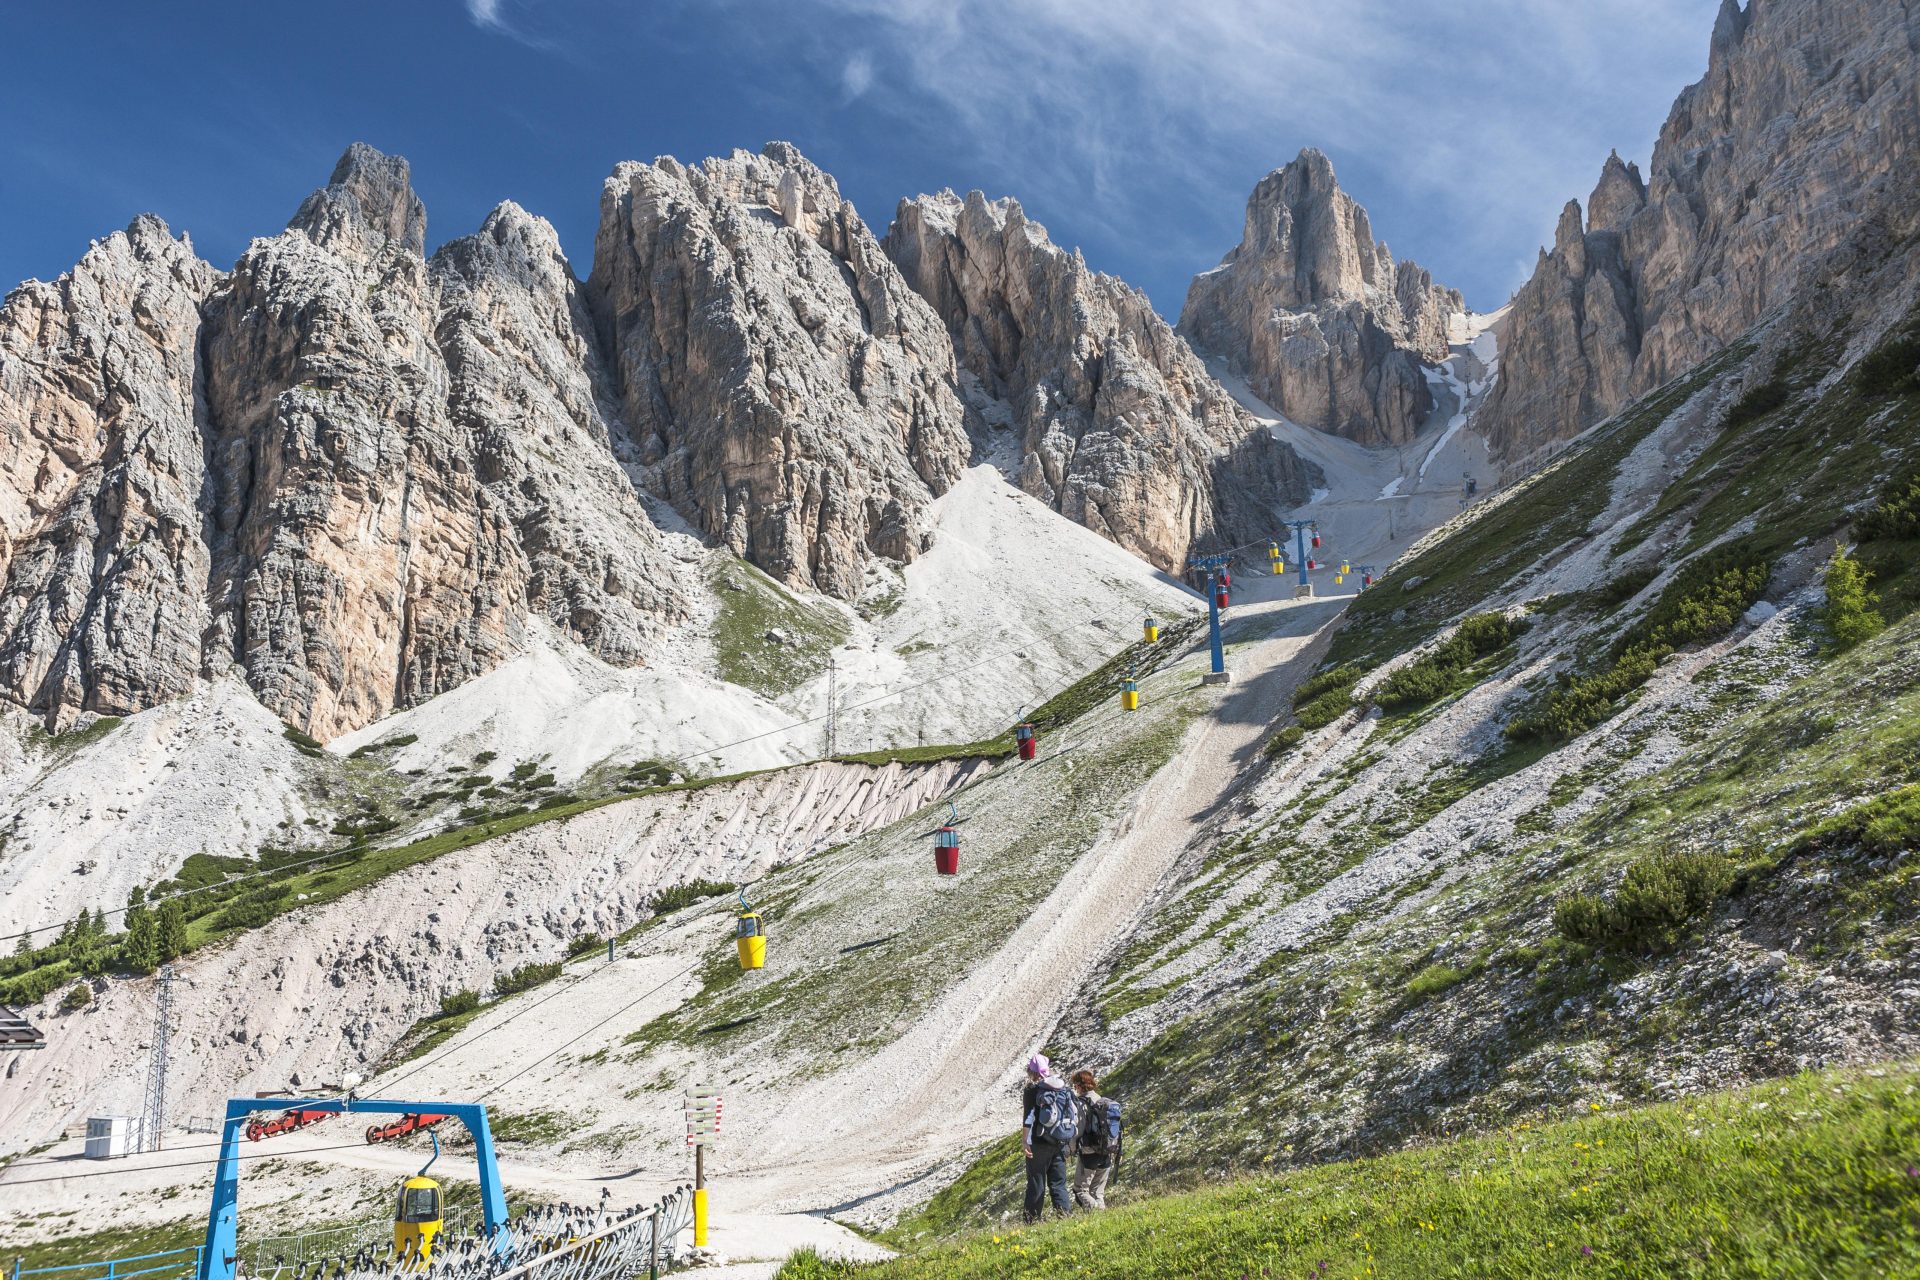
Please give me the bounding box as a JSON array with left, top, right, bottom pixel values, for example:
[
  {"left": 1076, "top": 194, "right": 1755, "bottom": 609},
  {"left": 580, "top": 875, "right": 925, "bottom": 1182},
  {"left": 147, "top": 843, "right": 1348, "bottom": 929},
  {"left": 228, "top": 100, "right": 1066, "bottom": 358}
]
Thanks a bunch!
[
  {"left": 1020, "top": 1053, "right": 1076, "bottom": 1223},
  {"left": 1069, "top": 1069, "right": 1120, "bottom": 1209}
]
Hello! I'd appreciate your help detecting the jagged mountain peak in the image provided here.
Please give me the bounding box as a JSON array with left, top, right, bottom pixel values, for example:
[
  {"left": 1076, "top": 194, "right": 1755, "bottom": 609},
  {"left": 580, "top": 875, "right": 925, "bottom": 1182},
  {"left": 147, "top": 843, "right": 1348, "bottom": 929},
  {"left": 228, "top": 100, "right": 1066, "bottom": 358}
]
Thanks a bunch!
[
  {"left": 433, "top": 199, "right": 578, "bottom": 294},
  {"left": 1588, "top": 151, "right": 1649, "bottom": 235},
  {"left": 1179, "top": 148, "right": 1462, "bottom": 447},
  {"left": 1480, "top": 0, "right": 1917, "bottom": 463},
  {"left": 883, "top": 186, "right": 1315, "bottom": 571},
  {"left": 289, "top": 141, "right": 427, "bottom": 260}
]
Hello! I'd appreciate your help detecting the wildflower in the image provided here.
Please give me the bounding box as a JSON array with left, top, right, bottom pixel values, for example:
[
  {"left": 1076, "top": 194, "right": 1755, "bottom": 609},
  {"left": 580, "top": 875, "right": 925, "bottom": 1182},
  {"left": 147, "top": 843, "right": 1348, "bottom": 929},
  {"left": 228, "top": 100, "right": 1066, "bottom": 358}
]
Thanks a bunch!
[
  {"left": 1580, "top": 1245, "right": 1594, "bottom": 1257},
  {"left": 1907, "top": 1165, "right": 1919, "bottom": 1179},
  {"left": 1589, "top": 1102, "right": 1603, "bottom": 1112}
]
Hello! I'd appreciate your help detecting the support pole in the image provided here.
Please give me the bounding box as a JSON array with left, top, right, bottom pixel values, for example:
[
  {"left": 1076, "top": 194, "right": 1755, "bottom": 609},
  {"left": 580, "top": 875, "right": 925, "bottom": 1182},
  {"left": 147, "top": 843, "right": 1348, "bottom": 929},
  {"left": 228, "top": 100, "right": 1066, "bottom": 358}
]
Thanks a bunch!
[
  {"left": 693, "top": 1145, "right": 708, "bottom": 1247},
  {"left": 1206, "top": 572, "right": 1225, "bottom": 677},
  {"left": 649, "top": 1205, "right": 662, "bottom": 1280}
]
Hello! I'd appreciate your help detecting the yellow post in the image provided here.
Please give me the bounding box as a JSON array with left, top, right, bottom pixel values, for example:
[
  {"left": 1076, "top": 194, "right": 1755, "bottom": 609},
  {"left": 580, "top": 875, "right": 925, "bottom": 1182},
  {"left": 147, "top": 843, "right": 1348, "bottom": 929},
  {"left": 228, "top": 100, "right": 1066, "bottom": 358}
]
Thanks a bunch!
[{"left": 694, "top": 1143, "right": 709, "bottom": 1246}]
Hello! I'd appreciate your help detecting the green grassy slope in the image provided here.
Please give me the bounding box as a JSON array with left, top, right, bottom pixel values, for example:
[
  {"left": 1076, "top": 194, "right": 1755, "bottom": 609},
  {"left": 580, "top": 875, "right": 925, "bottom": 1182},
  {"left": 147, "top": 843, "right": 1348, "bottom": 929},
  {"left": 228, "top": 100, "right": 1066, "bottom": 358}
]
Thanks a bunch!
[
  {"left": 809, "top": 1063, "right": 1920, "bottom": 1279},
  {"left": 894, "top": 258, "right": 1920, "bottom": 1233}
]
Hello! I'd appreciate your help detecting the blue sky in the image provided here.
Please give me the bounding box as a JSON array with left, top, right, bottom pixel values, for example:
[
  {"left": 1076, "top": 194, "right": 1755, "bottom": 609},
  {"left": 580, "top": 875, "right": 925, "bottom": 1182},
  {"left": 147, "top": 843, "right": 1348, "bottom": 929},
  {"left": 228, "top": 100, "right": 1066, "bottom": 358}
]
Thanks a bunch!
[{"left": 0, "top": 0, "right": 1723, "bottom": 316}]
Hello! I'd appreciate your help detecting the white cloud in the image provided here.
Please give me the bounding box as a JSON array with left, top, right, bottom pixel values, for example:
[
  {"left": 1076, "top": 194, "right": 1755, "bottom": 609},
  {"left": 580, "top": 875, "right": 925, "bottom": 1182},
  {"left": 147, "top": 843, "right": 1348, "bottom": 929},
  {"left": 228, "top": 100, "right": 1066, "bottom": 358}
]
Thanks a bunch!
[
  {"left": 737, "top": 0, "right": 1724, "bottom": 308},
  {"left": 841, "top": 50, "right": 875, "bottom": 101},
  {"left": 465, "top": 0, "right": 505, "bottom": 29}
]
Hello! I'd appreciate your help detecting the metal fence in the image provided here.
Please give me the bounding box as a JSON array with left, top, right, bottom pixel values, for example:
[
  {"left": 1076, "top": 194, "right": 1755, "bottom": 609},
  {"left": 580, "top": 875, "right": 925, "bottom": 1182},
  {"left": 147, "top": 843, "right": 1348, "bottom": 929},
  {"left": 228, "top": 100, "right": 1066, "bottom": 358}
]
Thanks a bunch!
[
  {"left": 234, "top": 1185, "right": 696, "bottom": 1280},
  {"left": 243, "top": 1208, "right": 483, "bottom": 1274},
  {"left": 11, "top": 1247, "right": 202, "bottom": 1280},
  {"left": 18, "top": 1186, "right": 696, "bottom": 1280}
]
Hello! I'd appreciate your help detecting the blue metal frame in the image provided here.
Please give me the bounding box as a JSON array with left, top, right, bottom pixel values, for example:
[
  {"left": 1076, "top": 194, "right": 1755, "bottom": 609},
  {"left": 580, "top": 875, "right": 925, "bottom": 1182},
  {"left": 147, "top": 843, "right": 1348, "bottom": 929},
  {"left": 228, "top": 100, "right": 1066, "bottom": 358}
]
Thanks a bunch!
[
  {"left": 1279, "top": 520, "right": 1318, "bottom": 590},
  {"left": 16, "top": 1248, "right": 202, "bottom": 1280},
  {"left": 1185, "top": 554, "right": 1233, "bottom": 676},
  {"left": 198, "top": 1098, "right": 509, "bottom": 1280}
]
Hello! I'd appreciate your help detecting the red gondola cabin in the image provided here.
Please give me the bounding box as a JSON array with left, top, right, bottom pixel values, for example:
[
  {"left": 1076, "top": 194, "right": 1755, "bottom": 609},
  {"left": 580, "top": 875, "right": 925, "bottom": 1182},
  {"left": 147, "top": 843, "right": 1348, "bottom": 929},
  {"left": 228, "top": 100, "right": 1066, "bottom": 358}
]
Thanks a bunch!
[
  {"left": 933, "top": 825, "right": 960, "bottom": 875},
  {"left": 1015, "top": 721, "right": 1037, "bottom": 761}
]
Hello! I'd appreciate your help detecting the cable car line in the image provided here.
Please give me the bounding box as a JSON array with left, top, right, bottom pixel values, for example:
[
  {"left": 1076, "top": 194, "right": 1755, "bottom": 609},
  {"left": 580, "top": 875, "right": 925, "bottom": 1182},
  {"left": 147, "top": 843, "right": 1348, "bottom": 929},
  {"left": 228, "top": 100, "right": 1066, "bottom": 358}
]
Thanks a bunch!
[
  {"left": 472, "top": 959, "right": 705, "bottom": 1103},
  {"left": 3, "top": 600, "right": 1173, "bottom": 943},
  {"left": 0, "top": 1138, "right": 395, "bottom": 1187}
]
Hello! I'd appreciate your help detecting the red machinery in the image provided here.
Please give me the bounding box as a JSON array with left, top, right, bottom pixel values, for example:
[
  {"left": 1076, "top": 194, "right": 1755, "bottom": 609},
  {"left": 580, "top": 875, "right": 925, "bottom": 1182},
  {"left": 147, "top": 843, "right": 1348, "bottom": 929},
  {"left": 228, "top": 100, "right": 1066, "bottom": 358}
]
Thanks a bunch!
[
  {"left": 244, "top": 1108, "right": 332, "bottom": 1142},
  {"left": 365, "top": 1112, "right": 449, "bottom": 1145}
]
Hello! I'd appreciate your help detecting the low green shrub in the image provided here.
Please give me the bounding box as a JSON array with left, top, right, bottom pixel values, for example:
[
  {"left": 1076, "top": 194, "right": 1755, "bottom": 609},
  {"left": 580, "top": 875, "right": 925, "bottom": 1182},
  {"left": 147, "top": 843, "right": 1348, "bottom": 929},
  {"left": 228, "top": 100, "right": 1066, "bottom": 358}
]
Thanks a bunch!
[
  {"left": 1822, "top": 547, "right": 1884, "bottom": 651},
  {"left": 772, "top": 1249, "right": 861, "bottom": 1280},
  {"left": 1553, "top": 851, "right": 1734, "bottom": 954},
  {"left": 567, "top": 932, "right": 605, "bottom": 958},
  {"left": 349, "top": 733, "right": 419, "bottom": 759},
  {"left": 1857, "top": 467, "right": 1920, "bottom": 542},
  {"left": 1595, "top": 566, "right": 1657, "bottom": 606},
  {"left": 281, "top": 725, "right": 324, "bottom": 757},
  {"left": 493, "top": 960, "right": 563, "bottom": 997},
  {"left": 1294, "top": 687, "right": 1354, "bottom": 729},
  {"left": 1376, "top": 612, "right": 1526, "bottom": 711},
  {"left": 1855, "top": 327, "right": 1920, "bottom": 396},
  {"left": 1292, "top": 663, "right": 1366, "bottom": 709},
  {"left": 1723, "top": 377, "right": 1790, "bottom": 429},
  {"left": 214, "top": 883, "right": 294, "bottom": 931},
  {"left": 1262, "top": 726, "right": 1306, "bottom": 759},
  {"left": 623, "top": 760, "right": 678, "bottom": 788},
  {"left": 1794, "top": 782, "right": 1920, "bottom": 859},
  {"left": 1403, "top": 963, "right": 1471, "bottom": 1003},
  {"left": 1511, "top": 546, "right": 1769, "bottom": 741},
  {"left": 438, "top": 989, "right": 482, "bottom": 1018},
  {"left": 59, "top": 983, "right": 92, "bottom": 1012},
  {"left": 649, "top": 879, "right": 735, "bottom": 916}
]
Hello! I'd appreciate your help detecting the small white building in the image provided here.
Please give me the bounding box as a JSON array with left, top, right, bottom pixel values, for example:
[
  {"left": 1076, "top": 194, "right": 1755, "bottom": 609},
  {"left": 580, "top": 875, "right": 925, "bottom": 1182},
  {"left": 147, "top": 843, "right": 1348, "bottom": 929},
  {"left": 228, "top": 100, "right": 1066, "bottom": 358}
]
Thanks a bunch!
[{"left": 84, "top": 1115, "right": 141, "bottom": 1159}]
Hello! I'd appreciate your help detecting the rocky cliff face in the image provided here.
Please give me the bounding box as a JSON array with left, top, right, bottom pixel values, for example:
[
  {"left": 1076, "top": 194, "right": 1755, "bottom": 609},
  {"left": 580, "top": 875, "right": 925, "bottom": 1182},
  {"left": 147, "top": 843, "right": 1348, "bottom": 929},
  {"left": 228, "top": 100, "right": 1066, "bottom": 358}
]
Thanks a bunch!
[
  {"left": 0, "top": 216, "right": 217, "bottom": 723},
  {"left": 1481, "top": 0, "right": 1920, "bottom": 461},
  {"left": 0, "top": 145, "right": 695, "bottom": 738},
  {"left": 589, "top": 144, "right": 971, "bottom": 600},
  {"left": 197, "top": 145, "right": 692, "bottom": 738},
  {"left": 0, "top": 139, "right": 1344, "bottom": 738},
  {"left": 883, "top": 190, "right": 1315, "bottom": 571},
  {"left": 1179, "top": 149, "right": 1463, "bottom": 447}
]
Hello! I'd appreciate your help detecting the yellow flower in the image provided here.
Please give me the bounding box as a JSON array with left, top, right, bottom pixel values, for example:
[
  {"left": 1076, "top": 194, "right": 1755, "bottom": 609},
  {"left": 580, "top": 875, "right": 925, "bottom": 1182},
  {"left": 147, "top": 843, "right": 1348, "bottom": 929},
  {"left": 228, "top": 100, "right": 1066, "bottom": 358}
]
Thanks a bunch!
[{"left": 1590, "top": 1102, "right": 1603, "bottom": 1112}]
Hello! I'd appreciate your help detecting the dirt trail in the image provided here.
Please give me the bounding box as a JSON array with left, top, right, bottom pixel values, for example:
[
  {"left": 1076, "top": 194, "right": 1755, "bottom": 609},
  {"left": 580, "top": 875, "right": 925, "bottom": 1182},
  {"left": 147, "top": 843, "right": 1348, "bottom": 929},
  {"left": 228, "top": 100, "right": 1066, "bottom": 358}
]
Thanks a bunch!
[{"left": 716, "top": 580, "right": 1348, "bottom": 1218}]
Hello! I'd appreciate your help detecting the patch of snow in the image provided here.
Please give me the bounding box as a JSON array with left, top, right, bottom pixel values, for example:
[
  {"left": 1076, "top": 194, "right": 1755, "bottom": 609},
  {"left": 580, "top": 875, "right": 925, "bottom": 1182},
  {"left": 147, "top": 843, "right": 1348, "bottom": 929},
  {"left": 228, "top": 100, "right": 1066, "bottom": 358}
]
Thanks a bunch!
[{"left": 1378, "top": 477, "right": 1404, "bottom": 499}]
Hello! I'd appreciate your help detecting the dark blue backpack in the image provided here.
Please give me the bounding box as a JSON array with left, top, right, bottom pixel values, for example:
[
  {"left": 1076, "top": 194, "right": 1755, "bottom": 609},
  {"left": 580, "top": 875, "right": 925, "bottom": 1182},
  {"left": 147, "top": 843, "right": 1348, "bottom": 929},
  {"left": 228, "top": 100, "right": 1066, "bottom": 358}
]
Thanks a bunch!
[
  {"left": 1034, "top": 1084, "right": 1078, "bottom": 1147},
  {"left": 1080, "top": 1098, "right": 1122, "bottom": 1158}
]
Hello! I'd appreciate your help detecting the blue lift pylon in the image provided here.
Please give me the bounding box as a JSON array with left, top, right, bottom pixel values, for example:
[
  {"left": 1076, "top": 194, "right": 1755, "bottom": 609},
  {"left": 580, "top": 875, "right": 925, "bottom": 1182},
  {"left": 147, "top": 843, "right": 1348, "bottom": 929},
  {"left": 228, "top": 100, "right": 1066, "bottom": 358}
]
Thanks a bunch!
[
  {"left": 1279, "top": 520, "right": 1321, "bottom": 599},
  {"left": 1186, "top": 553, "right": 1234, "bottom": 686},
  {"left": 199, "top": 1097, "right": 510, "bottom": 1280}
]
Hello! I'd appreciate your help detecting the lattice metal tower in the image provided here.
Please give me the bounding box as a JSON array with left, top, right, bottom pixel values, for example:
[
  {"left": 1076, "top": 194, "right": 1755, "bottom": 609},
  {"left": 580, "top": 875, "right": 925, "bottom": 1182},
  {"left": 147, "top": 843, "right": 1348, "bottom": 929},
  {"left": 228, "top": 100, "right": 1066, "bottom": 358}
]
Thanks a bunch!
[
  {"left": 142, "top": 963, "right": 174, "bottom": 1152},
  {"left": 824, "top": 657, "right": 838, "bottom": 758}
]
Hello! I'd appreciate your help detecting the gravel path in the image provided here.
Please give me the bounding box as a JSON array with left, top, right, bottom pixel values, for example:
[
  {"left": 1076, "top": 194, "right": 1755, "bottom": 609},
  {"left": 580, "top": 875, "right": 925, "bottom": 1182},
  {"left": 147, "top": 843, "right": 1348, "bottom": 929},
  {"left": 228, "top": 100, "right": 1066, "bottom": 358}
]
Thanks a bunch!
[{"left": 708, "top": 580, "right": 1347, "bottom": 1223}]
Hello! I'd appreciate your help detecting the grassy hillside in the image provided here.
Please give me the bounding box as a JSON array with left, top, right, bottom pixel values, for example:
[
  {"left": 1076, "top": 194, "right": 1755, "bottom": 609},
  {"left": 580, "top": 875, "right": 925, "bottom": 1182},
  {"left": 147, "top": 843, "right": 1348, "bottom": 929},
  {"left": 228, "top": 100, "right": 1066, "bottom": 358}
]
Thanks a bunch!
[
  {"left": 809, "top": 1063, "right": 1920, "bottom": 1279},
  {"left": 903, "top": 256, "right": 1920, "bottom": 1229}
]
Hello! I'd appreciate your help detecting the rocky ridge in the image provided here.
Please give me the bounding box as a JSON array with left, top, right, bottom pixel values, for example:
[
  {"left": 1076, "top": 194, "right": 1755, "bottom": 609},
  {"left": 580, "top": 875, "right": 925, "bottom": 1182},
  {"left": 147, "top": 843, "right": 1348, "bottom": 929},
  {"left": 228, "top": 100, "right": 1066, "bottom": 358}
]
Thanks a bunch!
[
  {"left": 1480, "top": 0, "right": 1920, "bottom": 462},
  {"left": 0, "top": 141, "right": 1322, "bottom": 737},
  {"left": 1179, "top": 149, "right": 1464, "bottom": 448},
  {"left": 588, "top": 144, "right": 973, "bottom": 600},
  {"left": 883, "top": 189, "right": 1316, "bottom": 571}
]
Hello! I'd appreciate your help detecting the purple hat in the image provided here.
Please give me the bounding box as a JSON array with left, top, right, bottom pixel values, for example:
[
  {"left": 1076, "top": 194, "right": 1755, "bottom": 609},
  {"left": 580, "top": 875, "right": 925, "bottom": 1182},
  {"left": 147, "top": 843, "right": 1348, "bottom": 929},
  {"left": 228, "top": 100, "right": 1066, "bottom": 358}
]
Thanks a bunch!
[{"left": 1025, "top": 1053, "right": 1050, "bottom": 1077}]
